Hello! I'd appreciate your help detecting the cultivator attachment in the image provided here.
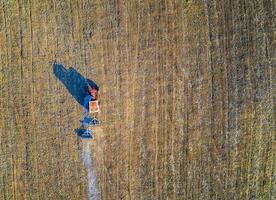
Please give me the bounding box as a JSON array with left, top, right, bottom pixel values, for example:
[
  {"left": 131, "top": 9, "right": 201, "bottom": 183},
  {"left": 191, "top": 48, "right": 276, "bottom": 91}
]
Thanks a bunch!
[{"left": 75, "top": 128, "right": 94, "bottom": 139}]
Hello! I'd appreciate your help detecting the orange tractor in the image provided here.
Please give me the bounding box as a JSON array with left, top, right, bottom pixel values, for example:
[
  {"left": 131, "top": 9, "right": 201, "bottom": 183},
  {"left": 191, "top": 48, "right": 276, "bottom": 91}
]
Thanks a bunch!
[
  {"left": 88, "top": 86, "right": 100, "bottom": 114},
  {"left": 76, "top": 85, "right": 100, "bottom": 139}
]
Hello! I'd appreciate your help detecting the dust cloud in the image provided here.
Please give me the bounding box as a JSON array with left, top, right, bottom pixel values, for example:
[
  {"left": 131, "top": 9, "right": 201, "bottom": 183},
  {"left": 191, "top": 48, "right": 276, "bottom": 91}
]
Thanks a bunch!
[{"left": 82, "top": 140, "right": 99, "bottom": 200}]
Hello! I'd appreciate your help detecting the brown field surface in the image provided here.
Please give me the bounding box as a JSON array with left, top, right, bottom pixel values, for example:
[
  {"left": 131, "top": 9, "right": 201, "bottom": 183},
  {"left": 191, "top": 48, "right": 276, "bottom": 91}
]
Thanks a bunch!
[{"left": 0, "top": 0, "right": 275, "bottom": 199}]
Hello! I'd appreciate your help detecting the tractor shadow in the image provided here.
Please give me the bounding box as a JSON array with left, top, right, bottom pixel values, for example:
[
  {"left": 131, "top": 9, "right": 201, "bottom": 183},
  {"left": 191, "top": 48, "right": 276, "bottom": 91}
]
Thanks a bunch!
[{"left": 53, "top": 63, "right": 99, "bottom": 108}]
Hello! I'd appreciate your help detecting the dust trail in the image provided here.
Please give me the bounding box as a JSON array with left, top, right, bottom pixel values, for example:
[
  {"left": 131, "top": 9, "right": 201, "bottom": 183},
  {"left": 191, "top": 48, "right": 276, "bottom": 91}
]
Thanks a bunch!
[{"left": 82, "top": 141, "right": 99, "bottom": 200}]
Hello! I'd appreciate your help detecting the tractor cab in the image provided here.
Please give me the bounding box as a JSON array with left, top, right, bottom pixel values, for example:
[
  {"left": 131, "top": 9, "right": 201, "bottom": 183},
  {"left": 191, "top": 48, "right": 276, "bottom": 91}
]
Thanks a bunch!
[{"left": 89, "top": 100, "right": 100, "bottom": 114}]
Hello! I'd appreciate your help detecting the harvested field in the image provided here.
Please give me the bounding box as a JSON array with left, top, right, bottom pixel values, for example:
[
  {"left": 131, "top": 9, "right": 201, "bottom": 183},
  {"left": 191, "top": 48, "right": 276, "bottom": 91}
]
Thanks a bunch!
[{"left": 0, "top": 0, "right": 275, "bottom": 199}]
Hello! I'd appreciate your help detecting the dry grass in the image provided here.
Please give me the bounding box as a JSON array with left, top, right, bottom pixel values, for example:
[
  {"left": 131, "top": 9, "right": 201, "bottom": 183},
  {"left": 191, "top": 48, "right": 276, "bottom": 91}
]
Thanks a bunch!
[{"left": 0, "top": 0, "right": 275, "bottom": 199}]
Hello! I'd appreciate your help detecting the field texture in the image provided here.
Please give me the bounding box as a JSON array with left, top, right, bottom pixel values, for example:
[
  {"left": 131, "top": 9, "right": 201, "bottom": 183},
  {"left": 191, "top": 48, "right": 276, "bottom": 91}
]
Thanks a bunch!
[{"left": 0, "top": 0, "right": 275, "bottom": 199}]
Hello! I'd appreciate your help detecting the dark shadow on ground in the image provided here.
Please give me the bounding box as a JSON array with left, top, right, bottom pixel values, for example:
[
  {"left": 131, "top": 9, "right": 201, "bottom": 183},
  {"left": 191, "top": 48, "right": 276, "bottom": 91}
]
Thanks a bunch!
[{"left": 53, "top": 63, "right": 99, "bottom": 108}]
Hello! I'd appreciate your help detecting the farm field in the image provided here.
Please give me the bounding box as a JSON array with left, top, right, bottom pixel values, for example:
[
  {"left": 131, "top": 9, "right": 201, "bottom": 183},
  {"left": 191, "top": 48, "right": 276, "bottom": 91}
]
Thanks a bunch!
[{"left": 0, "top": 0, "right": 275, "bottom": 199}]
